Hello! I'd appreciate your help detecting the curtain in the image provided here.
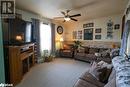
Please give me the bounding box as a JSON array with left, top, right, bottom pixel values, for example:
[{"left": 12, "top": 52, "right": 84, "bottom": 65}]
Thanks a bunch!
[
  {"left": 32, "top": 18, "right": 41, "bottom": 62},
  {"left": 120, "top": 20, "right": 130, "bottom": 56},
  {"left": 51, "top": 23, "right": 56, "bottom": 53}
]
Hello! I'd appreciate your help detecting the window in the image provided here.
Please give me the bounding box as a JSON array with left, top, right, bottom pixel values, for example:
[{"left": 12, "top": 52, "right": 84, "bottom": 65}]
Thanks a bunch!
[{"left": 40, "top": 23, "right": 52, "bottom": 53}]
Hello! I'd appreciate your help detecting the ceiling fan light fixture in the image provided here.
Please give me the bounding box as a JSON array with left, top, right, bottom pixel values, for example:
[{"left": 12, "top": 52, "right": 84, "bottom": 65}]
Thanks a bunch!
[{"left": 64, "top": 17, "right": 70, "bottom": 21}]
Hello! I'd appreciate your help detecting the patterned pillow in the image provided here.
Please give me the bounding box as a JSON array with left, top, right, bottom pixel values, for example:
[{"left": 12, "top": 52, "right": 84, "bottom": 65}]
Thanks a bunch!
[
  {"left": 110, "top": 48, "right": 120, "bottom": 58},
  {"left": 89, "top": 61, "right": 112, "bottom": 83},
  {"left": 100, "top": 49, "right": 111, "bottom": 57}
]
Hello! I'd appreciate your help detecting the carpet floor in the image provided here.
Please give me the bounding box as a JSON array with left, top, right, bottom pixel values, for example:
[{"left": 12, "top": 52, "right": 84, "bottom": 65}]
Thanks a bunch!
[{"left": 16, "top": 58, "right": 91, "bottom": 87}]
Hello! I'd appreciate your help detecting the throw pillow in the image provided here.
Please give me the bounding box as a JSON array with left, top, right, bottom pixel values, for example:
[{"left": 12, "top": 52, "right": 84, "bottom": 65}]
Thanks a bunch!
[
  {"left": 98, "top": 61, "right": 113, "bottom": 83},
  {"left": 98, "top": 61, "right": 113, "bottom": 69},
  {"left": 100, "top": 49, "right": 111, "bottom": 58},
  {"left": 98, "top": 67, "right": 112, "bottom": 83},
  {"left": 110, "top": 48, "right": 120, "bottom": 58},
  {"left": 89, "top": 61, "right": 102, "bottom": 80},
  {"left": 89, "top": 61, "right": 112, "bottom": 83}
]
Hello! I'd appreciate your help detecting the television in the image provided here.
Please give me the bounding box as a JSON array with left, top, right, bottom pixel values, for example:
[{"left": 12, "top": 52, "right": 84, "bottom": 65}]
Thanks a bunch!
[{"left": 6, "top": 18, "right": 32, "bottom": 45}]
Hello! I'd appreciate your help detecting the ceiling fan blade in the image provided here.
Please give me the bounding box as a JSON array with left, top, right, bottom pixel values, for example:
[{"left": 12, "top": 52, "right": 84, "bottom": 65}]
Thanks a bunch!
[
  {"left": 66, "top": 10, "right": 70, "bottom": 13},
  {"left": 70, "top": 14, "right": 81, "bottom": 17},
  {"left": 61, "top": 11, "right": 66, "bottom": 15},
  {"left": 70, "top": 18, "right": 78, "bottom": 21}
]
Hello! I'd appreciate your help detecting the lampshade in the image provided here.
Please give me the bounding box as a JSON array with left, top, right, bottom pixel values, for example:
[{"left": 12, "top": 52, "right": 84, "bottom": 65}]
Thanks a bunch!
[
  {"left": 16, "top": 35, "right": 22, "bottom": 41},
  {"left": 60, "top": 38, "right": 64, "bottom": 41}
]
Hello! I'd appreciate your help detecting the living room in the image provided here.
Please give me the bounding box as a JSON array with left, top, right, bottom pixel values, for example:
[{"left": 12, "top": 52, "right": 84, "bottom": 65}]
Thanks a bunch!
[{"left": 0, "top": 0, "right": 130, "bottom": 87}]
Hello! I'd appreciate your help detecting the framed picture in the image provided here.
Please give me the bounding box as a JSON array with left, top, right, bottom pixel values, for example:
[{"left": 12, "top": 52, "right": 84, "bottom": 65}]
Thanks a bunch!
[
  {"left": 73, "top": 31, "right": 77, "bottom": 39},
  {"left": 89, "top": 23, "right": 94, "bottom": 27},
  {"left": 95, "top": 35, "right": 101, "bottom": 39},
  {"left": 57, "top": 26, "right": 63, "bottom": 34},
  {"left": 77, "top": 30, "right": 82, "bottom": 39},
  {"left": 84, "top": 28, "right": 93, "bottom": 40},
  {"left": 83, "top": 24, "right": 87, "bottom": 28},
  {"left": 114, "top": 24, "right": 120, "bottom": 29},
  {"left": 83, "top": 23, "right": 94, "bottom": 28},
  {"left": 95, "top": 28, "right": 101, "bottom": 33}
]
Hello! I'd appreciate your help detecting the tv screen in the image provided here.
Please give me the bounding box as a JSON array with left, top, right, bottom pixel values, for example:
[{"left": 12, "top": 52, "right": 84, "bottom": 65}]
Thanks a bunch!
[{"left": 7, "top": 18, "right": 32, "bottom": 45}]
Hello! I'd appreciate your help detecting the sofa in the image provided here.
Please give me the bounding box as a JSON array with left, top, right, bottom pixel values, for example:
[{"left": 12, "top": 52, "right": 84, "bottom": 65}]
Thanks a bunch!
[
  {"left": 74, "top": 61, "right": 116, "bottom": 87},
  {"left": 74, "top": 47, "right": 112, "bottom": 63},
  {"left": 74, "top": 55, "right": 130, "bottom": 87}
]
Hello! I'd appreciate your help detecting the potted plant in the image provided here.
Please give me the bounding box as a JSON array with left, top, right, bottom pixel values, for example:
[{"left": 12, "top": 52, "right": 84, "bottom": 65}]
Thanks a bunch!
[
  {"left": 42, "top": 50, "right": 55, "bottom": 62},
  {"left": 73, "top": 40, "right": 82, "bottom": 51}
]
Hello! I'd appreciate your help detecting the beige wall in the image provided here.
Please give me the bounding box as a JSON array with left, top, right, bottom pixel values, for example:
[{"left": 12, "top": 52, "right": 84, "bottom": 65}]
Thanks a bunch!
[{"left": 64, "top": 14, "right": 122, "bottom": 43}]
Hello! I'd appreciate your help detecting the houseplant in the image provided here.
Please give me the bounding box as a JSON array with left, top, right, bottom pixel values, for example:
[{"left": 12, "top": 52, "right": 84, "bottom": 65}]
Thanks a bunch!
[
  {"left": 73, "top": 40, "right": 82, "bottom": 51},
  {"left": 42, "top": 50, "right": 55, "bottom": 62}
]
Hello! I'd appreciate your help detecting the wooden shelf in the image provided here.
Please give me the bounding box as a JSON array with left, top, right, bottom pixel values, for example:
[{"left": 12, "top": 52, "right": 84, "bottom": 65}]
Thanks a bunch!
[{"left": 7, "top": 43, "right": 35, "bottom": 86}]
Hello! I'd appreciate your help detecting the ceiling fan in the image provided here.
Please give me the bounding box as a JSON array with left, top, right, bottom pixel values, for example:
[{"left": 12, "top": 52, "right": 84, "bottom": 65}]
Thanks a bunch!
[{"left": 54, "top": 10, "right": 81, "bottom": 22}]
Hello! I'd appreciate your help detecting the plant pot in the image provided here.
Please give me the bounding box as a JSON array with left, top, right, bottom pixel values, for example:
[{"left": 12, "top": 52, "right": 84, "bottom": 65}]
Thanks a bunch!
[{"left": 44, "top": 57, "right": 54, "bottom": 62}]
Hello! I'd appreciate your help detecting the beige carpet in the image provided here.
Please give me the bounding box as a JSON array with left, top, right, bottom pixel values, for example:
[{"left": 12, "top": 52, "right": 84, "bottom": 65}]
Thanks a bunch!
[{"left": 16, "top": 58, "right": 90, "bottom": 87}]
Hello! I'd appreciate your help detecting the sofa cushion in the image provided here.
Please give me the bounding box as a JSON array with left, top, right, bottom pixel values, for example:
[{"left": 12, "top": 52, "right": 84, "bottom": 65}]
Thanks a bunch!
[
  {"left": 104, "top": 77, "right": 116, "bottom": 87},
  {"left": 80, "top": 72, "right": 105, "bottom": 87},
  {"left": 74, "top": 79, "right": 98, "bottom": 87},
  {"left": 78, "top": 47, "right": 85, "bottom": 53},
  {"left": 89, "top": 48, "right": 99, "bottom": 54},
  {"left": 84, "top": 47, "right": 89, "bottom": 53}
]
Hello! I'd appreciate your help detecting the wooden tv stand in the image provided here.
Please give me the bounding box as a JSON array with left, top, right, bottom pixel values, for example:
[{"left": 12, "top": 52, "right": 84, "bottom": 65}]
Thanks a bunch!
[{"left": 8, "top": 43, "right": 35, "bottom": 85}]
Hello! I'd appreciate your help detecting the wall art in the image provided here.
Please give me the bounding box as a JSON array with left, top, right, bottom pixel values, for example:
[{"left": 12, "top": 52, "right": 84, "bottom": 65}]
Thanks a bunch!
[
  {"left": 106, "top": 20, "right": 113, "bottom": 39},
  {"left": 95, "top": 35, "right": 101, "bottom": 39},
  {"left": 77, "top": 30, "right": 82, "bottom": 39},
  {"left": 73, "top": 31, "right": 77, "bottom": 39},
  {"left": 114, "top": 24, "right": 120, "bottom": 30},
  {"left": 95, "top": 28, "right": 101, "bottom": 33},
  {"left": 84, "top": 28, "right": 93, "bottom": 40}
]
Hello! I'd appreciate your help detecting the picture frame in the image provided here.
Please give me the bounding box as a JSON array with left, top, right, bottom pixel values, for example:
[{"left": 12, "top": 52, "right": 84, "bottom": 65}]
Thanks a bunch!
[
  {"left": 77, "top": 30, "right": 82, "bottom": 39},
  {"left": 95, "top": 35, "right": 101, "bottom": 39},
  {"left": 83, "top": 23, "right": 94, "bottom": 28},
  {"left": 84, "top": 28, "right": 93, "bottom": 40},
  {"left": 73, "top": 31, "right": 77, "bottom": 39},
  {"left": 95, "top": 28, "right": 101, "bottom": 33},
  {"left": 114, "top": 24, "right": 120, "bottom": 30}
]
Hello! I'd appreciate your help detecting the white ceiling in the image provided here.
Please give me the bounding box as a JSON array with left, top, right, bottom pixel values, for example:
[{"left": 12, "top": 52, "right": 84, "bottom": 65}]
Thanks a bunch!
[{"left": 16, "top": 0, "right": 129, "bottom": 21}]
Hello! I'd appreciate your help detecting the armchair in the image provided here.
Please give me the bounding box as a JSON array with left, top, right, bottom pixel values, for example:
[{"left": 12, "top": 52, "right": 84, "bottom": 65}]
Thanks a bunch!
[{"left": 59, "top": 44, "right": 74, "bottom": 58}]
